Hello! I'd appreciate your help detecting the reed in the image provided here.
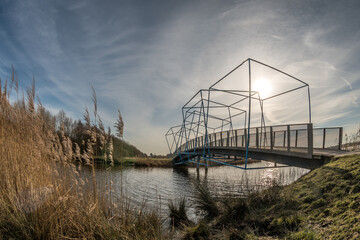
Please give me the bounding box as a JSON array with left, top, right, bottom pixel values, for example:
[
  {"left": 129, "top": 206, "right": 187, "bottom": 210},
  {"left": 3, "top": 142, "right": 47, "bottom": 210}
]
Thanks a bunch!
[
  {"left": 0, "top": 71, "right": 164, "bottom": 239},
  {"left": 194, "top": 183, "right": 220, "bottom": 220},
  {"left": 168, "top": 198, "right": 190, "bottom": 228},
  {"left": 344, "top": 124, "right": 360, "bottom": 150}
]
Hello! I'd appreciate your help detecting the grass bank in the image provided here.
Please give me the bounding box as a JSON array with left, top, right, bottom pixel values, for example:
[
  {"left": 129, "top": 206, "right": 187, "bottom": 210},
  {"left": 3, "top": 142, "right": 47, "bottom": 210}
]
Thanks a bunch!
[
  {"left": 123, "top": 156, "right": 261, "bottom": 169},
  {"left": 134, "top": 158, "right": 173, "bottom": 167},
  {"left": 176, "top": 154, "right": 360, "bottom": 239},
  {"left": 119, "top": 157, "right": 173, "bottom": 167}
]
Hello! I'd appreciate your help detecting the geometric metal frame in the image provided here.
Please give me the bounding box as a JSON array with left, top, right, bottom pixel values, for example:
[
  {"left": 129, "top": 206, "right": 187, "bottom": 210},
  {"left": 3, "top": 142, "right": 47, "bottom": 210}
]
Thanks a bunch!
[{"left": 166, "top": 58, "right": 312, "bottom": 169}]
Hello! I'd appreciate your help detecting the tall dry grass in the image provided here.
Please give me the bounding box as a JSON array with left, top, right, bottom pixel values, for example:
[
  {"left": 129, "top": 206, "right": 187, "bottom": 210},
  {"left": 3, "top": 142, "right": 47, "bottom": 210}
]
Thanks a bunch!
[{"left": 0, "top": 71, "right": 164, "bottom": 239}]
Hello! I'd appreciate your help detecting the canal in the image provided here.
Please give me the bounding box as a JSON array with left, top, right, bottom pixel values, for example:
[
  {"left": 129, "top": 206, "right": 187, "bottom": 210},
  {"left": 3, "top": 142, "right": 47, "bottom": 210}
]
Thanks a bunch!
[{"left": 93, "top": 161, "right": 310, "bottom": 220}]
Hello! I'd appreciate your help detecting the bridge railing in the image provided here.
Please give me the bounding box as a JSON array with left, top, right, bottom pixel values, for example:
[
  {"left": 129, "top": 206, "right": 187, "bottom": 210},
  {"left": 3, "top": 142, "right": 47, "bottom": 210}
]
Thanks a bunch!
[
  {"left": 313, "top": 127, "right": 343, "bottom": 150},
  {"left": 176, "top": 124, "right": 343, "bottom": 158}
]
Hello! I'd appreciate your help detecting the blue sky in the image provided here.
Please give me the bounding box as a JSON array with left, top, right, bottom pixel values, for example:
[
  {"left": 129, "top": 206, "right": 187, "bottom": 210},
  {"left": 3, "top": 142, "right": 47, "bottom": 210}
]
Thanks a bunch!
[{"left": 0, "top": 0, "right": 360, "bottom": 154}]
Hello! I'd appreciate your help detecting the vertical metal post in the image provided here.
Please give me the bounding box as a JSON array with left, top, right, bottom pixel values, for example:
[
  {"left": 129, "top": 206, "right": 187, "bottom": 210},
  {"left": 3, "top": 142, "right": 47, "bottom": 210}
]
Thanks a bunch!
[
  {"left": 339, "top": 127, "right": 343, "bottom": 150},
  {"left": 220, "top": 132, "right": 223, "bottom": 147},
  {"left": 322, "top": 128, "right": 326, "bottom": 149},
  {"left": 244, "top": 129, "right": 247, "bottom": 148},
  {"left": 270, "top": 126, "right": 273, "bottom": 151},
  {"left": 214, "top": 133, "right": 217, "bottom": 147},
  {"left": 273, "top": 132, "right": 276, "bottom": 148},
  {"left": 245, "top": 59, "right": 252, "bottom": 169},
  {"left": 203, "top": 90, "right": 212, "bottom": 160},
  {"left": 227, "top": 130, "right": 230, "bottom": 147},
  {"left": 287, "top": 125, "right": 291, "bottom": 152},
  {"left": 235, "top": 130, "right": 238, "bottom": 147},
  {"left": 307, "top": 123, "right": 313, "bottom": 158},
  {"left": 197, "top": 155, "right": 200, "bottom": 170},
  {"left": 295, "top": 130, "right": 298, "bottom": 148},
  {"left": 283, "top": 130, "right": 286, "bottom": 147},
  {"left": 307, "top": 86, "right": 312, "bottom": 123},
  {"left": 256, "top": 127, "right": 259, "bottom": 148}
]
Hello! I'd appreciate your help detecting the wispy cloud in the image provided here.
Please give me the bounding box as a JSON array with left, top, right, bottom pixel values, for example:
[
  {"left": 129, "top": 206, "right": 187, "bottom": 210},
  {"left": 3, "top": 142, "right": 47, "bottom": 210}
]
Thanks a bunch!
[{"left": 0, "top": 0, "right": 359, "bottom": 154}]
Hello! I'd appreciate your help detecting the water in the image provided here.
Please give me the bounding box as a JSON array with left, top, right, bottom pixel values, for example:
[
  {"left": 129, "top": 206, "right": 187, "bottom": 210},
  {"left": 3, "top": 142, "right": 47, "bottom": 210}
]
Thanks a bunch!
[{"left": 93, "top": 161, "right": 309, "bottom": 220}]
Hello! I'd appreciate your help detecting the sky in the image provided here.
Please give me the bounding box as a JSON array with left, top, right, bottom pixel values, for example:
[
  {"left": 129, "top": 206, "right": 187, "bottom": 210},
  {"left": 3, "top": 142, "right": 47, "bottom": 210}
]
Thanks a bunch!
[{"left": 0, "top": 0, "right": 360, "bottom": 154}]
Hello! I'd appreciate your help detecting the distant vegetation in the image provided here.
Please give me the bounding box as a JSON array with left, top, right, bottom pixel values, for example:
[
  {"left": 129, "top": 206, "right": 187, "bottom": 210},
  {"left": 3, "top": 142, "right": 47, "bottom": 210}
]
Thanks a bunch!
[
  {"left": 39, "top": 108, "right": 146, "bottom": 161},
  {"left": 344, "top": 126, "right": 360, "bottom": 150},
  {"left": 112, "top": 137, "right": 146, "bottom": 161}
]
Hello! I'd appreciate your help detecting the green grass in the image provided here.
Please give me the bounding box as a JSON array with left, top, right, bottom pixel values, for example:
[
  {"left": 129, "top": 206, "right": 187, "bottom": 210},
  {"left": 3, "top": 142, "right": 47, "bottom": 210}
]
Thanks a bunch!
[
  {"left": 183, "top": 154, "right": 360, "bottom": 239},
  {"left": 112, "top": 137, "right": 145, "bottom": 161},
  {"left": 290, "top": 154, "right": 360, "bottom": 239},
  {"left": 132, "top": 157, "right": 173, "bottom": 167},
  {"left": 111, "top": 157, "right": 173, "bottom": 167}
]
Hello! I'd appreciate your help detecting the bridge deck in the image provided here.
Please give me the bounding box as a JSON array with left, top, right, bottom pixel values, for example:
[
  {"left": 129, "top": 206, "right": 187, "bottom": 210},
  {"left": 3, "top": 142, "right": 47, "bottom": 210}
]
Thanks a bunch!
[
  {"left": 313, "top": 149, "right": 360, "bottom": 158},
  {"left": 173, "top": 147, "right": 356, "bottom": 169}
]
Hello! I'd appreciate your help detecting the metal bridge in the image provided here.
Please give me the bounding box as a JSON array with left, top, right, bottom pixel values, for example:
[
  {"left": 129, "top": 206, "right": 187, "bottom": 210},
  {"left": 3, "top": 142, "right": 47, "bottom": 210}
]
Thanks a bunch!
[{"left": 165, "top": 58, "right": 346, "bottom": 170}]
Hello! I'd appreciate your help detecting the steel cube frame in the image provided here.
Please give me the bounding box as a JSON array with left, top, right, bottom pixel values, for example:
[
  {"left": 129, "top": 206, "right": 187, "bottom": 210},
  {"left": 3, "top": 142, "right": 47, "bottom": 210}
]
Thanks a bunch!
[{"left": 166, "top": 58, "right": 312, "bottom": 169}]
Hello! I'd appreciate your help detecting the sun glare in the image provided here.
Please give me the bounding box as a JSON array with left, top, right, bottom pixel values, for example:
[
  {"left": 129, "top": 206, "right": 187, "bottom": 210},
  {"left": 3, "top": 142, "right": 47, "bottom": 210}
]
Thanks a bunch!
[{"left": 253, "top": 78, "right": 272, "bottom": 99}]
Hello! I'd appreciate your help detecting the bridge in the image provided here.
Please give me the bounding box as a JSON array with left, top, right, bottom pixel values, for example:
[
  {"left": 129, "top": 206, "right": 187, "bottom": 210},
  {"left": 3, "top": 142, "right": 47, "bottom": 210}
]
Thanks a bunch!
[{"left": 166, "top": 58, "right": 347, "bottom": 170}]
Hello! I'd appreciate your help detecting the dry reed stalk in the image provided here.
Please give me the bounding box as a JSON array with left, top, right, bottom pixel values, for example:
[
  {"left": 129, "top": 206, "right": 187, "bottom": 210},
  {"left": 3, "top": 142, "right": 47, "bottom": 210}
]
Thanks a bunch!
[{"left": 0, "top": 70, "right": 164, "bottom": 239}]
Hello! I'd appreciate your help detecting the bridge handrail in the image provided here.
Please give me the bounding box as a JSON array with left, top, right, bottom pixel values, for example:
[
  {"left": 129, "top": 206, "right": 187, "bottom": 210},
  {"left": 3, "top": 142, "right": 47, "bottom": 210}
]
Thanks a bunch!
[{"left": 173, "top": 123, "right": 343, "bottom": 158}]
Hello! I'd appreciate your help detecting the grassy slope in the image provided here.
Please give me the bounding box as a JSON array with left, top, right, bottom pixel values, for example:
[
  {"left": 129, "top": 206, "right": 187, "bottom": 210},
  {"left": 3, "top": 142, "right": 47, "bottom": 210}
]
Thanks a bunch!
[
  {"left": 120, "top": 157, "right": 173, "bottom": 167},
  {"left": 290, "top": 154, "right": 360, "bottom": 239},
  {"left": 132, "top": 158, "right": 173, "bottom": 167},
  {"left": 186, "top": 154, "right": 360, "bottom": 239},
  {"left": 112, "top": 137, "right": 145, "bottom": 160}
]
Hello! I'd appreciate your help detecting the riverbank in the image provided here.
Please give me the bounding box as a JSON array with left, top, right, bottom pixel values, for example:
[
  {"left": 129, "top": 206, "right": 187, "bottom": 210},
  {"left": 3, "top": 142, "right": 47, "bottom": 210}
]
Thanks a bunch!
[
  {"left": 120, "top": 157, "right": 173, "bottom": 167},
  {"left": 120, "top": 157, "right": 261, "bottom": 168},
  {"left": 179, "top": 154, "right": 360, "bottom": 239}
]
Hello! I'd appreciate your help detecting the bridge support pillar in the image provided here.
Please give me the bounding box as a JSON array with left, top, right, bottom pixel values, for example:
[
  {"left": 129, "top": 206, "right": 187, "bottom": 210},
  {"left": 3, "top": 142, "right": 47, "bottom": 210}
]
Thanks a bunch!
[
  {"left": 339, "top": 127, "right": 343, "bottom": 150},
  {"left": 197, "top": 156, "right": 200, "bottom": 170},
  {"left": 307, "top": 123, "right": 313, "bottom": 158}
]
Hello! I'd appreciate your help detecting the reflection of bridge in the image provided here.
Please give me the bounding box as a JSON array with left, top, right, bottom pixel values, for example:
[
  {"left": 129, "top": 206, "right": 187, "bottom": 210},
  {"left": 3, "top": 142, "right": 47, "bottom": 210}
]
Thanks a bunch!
[{"left": 166, "top": 58, "right": 346, "bottom": 169}]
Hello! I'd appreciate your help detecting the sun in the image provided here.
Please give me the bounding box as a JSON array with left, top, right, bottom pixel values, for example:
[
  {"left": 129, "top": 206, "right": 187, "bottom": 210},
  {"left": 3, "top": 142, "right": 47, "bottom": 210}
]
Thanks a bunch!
[{"left": 253, "top": 78, "right": 272, "bottom": 99}]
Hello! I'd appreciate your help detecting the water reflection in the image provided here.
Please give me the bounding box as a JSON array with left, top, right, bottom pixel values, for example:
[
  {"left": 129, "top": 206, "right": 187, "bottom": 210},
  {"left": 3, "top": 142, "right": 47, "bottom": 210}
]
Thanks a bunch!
[{"left": 93, "top": 161, "right": 309, "bottom": 218}]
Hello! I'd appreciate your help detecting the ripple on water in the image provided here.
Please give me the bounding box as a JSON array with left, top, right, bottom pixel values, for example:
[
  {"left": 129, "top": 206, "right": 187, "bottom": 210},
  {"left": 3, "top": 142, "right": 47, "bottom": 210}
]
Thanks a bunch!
[{"left": 93, "top": 161, "right": 309, "bottom": 219}]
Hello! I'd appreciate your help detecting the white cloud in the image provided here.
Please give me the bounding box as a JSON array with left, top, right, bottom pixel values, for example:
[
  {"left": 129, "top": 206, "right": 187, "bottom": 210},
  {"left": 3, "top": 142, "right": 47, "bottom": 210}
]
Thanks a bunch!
[{"left": 1, "top": 0, "right": 360, "bottom": 154}]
